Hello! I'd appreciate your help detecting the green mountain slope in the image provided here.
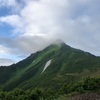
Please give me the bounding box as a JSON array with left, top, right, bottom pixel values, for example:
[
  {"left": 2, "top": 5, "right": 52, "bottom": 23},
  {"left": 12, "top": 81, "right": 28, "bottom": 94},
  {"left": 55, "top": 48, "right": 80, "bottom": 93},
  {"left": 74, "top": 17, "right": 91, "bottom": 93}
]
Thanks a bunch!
[{"left": 0, "top": 42, "right": 100, "bottom": 91}]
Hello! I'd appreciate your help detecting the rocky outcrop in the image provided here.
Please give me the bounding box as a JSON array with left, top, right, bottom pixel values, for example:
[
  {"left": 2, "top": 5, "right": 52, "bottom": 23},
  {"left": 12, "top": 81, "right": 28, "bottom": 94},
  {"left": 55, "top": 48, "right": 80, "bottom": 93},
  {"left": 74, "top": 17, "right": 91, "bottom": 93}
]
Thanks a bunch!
[{"left": 71, "top": 93, "right": 100, "bottom": 100}]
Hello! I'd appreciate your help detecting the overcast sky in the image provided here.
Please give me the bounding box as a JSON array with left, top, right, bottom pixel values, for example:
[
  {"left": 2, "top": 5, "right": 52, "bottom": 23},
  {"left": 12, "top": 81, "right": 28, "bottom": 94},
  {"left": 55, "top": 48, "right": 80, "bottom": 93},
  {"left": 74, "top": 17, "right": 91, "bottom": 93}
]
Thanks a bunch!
[{"left": 0, "top": 0, "right": 100, "bottom": 66}]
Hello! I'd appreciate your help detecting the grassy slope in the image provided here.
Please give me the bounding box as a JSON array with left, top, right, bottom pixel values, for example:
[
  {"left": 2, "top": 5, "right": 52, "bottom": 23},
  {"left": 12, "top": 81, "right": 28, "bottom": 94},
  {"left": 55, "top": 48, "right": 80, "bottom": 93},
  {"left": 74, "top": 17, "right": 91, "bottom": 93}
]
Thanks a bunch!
[
  {"left": 3, "top": 44, "right": 61, "bottom": 90},
  {"left": 0, "top": 43, "right": 100, "bottom": 91},
  {"left": 15, "top": 44, "right": 100, "bottom": 90}
]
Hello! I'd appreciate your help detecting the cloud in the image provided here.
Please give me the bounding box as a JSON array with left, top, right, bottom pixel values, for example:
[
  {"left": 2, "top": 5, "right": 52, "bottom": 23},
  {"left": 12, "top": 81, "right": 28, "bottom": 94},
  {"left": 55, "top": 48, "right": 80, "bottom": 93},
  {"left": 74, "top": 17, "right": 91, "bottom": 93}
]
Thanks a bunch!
[
  {"left": 0, "top": 15, "right": 24, "bottom": 34},
  {"left": 0, "top": 58, "right": 15, "bottom": 66},
  {"left": 0, "top": 15, "right": 22, "bottom": 27},
  {"left": 0, "top": 0, "right": 100, "bottom": 65},
  {"left": 0, "top": 44, "right": 13, "bottom": 55}
]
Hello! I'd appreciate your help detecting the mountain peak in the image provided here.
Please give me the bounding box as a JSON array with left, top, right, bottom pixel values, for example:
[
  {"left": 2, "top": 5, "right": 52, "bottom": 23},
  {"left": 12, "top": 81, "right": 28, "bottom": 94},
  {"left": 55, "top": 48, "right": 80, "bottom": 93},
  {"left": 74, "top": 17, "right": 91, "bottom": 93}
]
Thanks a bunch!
[
  {"left": 51, "top": 39, "right": 71, "bottom": 49},
  {"left": 1, "top": 38, "right": 100, "bottom": 91},
  {"left": 52, "top": 39, "right": 65, "bottom": 45}
]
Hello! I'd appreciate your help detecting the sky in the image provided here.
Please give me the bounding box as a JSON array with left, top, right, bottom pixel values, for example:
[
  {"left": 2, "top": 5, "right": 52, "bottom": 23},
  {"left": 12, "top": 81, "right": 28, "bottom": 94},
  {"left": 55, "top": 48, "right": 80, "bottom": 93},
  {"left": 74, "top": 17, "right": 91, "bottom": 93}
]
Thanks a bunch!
[{"left": 0, "top": 0, "right": 100, "bottom": 66}]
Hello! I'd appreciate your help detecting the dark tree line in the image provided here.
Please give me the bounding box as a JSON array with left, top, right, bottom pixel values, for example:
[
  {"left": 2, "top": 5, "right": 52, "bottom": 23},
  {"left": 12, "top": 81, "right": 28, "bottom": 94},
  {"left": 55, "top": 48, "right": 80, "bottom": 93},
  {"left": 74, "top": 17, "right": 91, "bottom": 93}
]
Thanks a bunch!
[
  {"left": 0, "top": 77, "right": 100, "bottom": 100},
  {"left": 61, "top": 77, "right": 100, "bottom": 94},
  {"left": 0, "top": 88, "right": 57, "bottom": 100}
]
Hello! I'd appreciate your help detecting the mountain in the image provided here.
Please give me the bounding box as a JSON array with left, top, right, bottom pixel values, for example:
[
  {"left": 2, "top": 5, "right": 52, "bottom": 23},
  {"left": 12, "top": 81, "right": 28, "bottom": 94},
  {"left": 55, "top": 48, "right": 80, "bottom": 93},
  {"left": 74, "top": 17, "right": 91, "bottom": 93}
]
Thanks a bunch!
[{"left": 0, "top": 41, "right": 100, "bottom": 91}]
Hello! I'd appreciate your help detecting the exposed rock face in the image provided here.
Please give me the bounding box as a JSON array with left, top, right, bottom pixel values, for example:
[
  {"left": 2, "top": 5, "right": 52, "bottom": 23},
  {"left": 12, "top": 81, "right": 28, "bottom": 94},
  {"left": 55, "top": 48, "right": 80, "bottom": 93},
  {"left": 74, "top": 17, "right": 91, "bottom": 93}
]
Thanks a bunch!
[{"left": 71, "top": 93, "right": 100, "bottom": 100}]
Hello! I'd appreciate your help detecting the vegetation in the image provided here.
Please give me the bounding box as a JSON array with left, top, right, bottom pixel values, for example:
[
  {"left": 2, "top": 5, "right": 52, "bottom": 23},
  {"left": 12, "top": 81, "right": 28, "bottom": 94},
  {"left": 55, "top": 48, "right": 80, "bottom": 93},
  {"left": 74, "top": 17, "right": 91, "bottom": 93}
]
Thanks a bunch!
[
  {"left": 0, "top": 42, "right": 100, "bottom": 91},
  {"left": 0, "top": 42, "right": 100, "bottom": 99},
  {"left": 0, "top": 88, "right": 57, "bottom": 100},
  {"left": 61, "top": 77, "right": 100, "bottom": 94},
  {"left": 0, "top": 77, "right": 100, "bottom": 100}
]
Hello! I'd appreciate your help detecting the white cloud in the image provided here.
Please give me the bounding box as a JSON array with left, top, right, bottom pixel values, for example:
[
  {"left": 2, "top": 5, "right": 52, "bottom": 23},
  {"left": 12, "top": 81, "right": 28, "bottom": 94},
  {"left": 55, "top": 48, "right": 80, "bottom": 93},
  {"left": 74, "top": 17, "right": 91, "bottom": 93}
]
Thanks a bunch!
[
  {"left": 0, "top": 43, "right": 24, "bottom": 66},
  {"left": 0, "top": 45, "right": 11, "bottom": 54},
  {"left": 0, "top": 0, "right": 100, "bottom": 65},
  {"left": 0, "top": 15, "right": 24, "bottom": 34},
  {"left": 0, "top": 15, "right": 22, "bottom": 27},
  {"left": 0, "top": 58, "right": 15, "bottom": 66}
]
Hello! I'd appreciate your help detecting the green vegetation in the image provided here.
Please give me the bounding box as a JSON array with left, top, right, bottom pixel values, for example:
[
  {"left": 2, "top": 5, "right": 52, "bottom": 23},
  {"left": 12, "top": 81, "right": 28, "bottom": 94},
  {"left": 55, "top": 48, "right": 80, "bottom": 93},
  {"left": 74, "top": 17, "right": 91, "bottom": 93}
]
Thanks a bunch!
[
  {"left": 0, "top": 42, "right": 100, "bottom": 99},
  {"left": 0, "top": 77, "right": 100, "bottom": 100},
  {"left": 61, "top": 77, "right": 100, "bottom": 94},
  {"left": 0, "top": 88, "right": 58, "bottom": 100}
]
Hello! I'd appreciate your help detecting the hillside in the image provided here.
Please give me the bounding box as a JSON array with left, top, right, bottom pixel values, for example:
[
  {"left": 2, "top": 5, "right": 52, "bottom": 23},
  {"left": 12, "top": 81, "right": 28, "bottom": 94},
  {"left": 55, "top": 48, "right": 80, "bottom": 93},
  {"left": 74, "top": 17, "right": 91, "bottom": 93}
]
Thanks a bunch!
[{"left": 0, "top": 41, "right": 100, "bottom": 91}]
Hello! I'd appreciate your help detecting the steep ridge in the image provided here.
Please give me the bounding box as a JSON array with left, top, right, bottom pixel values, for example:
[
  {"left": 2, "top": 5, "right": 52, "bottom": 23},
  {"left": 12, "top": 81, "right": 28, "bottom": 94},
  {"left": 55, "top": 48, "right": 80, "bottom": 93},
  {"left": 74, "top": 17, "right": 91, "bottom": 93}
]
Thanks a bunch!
[
  {"left": 0, "top": 41, "right": 100, "bottom": 91},
  {"left": 3, "top": 43, "right": 62, "bottom": 90}
]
